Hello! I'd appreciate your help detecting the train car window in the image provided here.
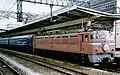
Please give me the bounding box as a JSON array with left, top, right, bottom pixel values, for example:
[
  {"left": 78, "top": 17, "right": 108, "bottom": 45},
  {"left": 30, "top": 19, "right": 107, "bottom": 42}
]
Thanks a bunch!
[
  {"left": 56, "top": 36, "right": 60, "bottom": 38},
  {"left": 90, "top": 35, "right": 93, "bottom": 39},
  {"left": 50, "top": 37, "right": 54, "bottom": 38},
  {"left": 40, "top": 37, "right": 43, "bottom": 39},
  {"left": 19, "top": 39, "right": 28, "bottom": 45},
  {"left": 36, "top": 38, "right": 40, "bottom": 39},
  {"left": 62, "top": 36, "right": 68, "bottom": 38},
  {"left": 45, "top": 37, "right": 48, "bottom": 39},
  {"left": 70, "top": 36, "right": 77, "bottom": 37}
]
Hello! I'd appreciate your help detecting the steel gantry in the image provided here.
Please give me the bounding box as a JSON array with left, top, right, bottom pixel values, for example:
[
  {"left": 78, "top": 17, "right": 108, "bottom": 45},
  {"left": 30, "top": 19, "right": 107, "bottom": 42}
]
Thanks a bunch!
[
  {"left": 17, "top": 0, "right": 23, "bottom": 22},
  {"left": 17, "top": 0, "right": 73, "bottom": 22},
  {"left": 16, "top": 0, "right": 90, "bottom": 22}
]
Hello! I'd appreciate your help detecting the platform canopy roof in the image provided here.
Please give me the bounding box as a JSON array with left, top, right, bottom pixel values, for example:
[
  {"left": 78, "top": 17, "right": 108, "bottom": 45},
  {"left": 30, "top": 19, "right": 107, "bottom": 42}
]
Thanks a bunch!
[{"left": 1, "top": 5, "right": 120, "bottom": 37}]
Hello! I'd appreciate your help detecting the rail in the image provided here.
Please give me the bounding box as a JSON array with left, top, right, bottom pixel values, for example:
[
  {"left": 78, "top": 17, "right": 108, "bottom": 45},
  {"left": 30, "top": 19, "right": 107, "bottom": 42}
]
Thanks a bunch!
[
  {"left": 0, "top": 58, "right": 21, "bottom": 75},
  {"left": 0, "top": 48, "right": 120, "bottom": 75}
]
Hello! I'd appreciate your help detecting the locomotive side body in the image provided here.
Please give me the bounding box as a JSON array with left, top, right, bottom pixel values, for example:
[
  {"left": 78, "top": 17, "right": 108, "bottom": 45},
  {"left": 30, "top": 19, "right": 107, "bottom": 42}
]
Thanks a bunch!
[
  {"left": 33, "top": 33, "right": 82, "bottom": 53},
  {"left": 33, "top": 30, "right": 115, "bottom": 64}
]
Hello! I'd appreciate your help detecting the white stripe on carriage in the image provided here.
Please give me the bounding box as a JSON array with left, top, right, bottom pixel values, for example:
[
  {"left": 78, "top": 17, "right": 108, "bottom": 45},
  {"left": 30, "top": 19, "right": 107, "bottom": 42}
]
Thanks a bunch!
[{"left": 88, "top": 43, "right": 115, "bottom": 45}]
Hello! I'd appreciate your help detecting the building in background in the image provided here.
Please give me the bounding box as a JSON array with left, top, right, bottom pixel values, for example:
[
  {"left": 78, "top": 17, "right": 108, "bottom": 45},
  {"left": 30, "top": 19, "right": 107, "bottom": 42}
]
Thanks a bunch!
[
  {"left": 90, "top": 0, "right": 117, "bottom": 13},
  {"left": 77, "top": 0, "right": 120, "bottom": 13}
]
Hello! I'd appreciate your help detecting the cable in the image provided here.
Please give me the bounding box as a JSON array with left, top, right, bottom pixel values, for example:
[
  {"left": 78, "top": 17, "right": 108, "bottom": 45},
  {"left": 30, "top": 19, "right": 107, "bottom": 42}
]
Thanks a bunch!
[
  {"left": 0, "top": 0, "right": 8, "bottom": 10},
  {"left": 1, "top": 0, "right": 14, "bottom": 12},
  {"left": 3, "top": 1, "right": 17, "bottom": 19},
  {"left": 0, "top": 0, "right": 11, "bottom": 18},
  {"left": 6, "top": 1, "right": 17, "bottom": 12}
]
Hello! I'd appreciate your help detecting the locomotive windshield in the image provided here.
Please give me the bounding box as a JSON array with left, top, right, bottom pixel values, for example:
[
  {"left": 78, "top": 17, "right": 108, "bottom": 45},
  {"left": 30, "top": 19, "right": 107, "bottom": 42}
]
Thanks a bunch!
[
  {"left": 95, "top": 34, "right": 106, "bottom": 39},
  {"left": 91, "top": 31, "right": 114, "bottom": 40}
]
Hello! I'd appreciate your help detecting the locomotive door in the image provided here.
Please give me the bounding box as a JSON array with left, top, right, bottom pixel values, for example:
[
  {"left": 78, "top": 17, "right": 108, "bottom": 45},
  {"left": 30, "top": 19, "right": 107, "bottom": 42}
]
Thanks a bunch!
[
  {"left": 84, "top": 35, "right": 89, "bottom": 43},
  {"left": 78, "top": 34, "right": 82, "bottom": 52},
  {"left": 82, "top": 34, "right": 89, "bottom": 53}
]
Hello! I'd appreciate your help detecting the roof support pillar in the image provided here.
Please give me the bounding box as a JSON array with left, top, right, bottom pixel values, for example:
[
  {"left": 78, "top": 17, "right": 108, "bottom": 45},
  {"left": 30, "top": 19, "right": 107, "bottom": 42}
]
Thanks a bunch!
[{"left": 50, "top": 4, "right": 53, "bottom": 22}]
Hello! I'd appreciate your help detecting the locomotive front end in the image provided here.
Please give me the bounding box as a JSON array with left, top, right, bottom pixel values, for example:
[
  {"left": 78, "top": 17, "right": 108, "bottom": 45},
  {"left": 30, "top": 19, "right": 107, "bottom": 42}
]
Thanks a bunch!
[{"left": 88, "top": 30, "right": 115, "bottom": 64}]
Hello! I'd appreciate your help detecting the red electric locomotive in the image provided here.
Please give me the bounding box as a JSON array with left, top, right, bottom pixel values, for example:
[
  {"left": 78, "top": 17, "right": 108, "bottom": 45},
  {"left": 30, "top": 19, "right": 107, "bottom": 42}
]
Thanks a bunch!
[{"left": 33, "top": 30, "right": 115, "bottom": 64}]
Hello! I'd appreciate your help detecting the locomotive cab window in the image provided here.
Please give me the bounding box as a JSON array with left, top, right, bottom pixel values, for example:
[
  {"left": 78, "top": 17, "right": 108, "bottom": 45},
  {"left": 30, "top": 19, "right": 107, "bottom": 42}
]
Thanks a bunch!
[
  {"left": 96, "top": 35, "right": 105, "bottom": 39},
  {"left": 85, "top": 35, "right": 89, "bottom": 42},
  {"left": 90, "top": 35, "right": 94, "bottom": 39},
  {"left": 85, "top": 35, "right": 88, "bottom": 38}
]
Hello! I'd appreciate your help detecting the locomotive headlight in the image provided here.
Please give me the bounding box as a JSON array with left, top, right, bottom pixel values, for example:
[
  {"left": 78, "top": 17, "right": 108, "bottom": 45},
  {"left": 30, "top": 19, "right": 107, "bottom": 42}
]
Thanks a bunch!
[
  {"left": 97, "top": 58, "right": 100, "bottom": 62},
  {"left": 103, "top": 44, "right": 110, "bottom": 51}
]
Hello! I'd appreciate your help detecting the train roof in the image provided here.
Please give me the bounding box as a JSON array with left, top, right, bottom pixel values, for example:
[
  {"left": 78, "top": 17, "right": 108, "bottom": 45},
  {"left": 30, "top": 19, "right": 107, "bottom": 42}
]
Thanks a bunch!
[
  {"left": 0, "top": 37, "right": 9, "bottom": 39},
  {"left": 10, "top": 35, "right": 33, "bottom": 39},
  {"left": 34, "top": 30, "right": 112, "bottom": 38}
]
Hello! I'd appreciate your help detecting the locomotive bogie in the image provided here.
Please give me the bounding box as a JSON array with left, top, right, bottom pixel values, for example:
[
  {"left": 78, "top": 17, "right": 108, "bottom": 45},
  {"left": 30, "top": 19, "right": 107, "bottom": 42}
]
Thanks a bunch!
[{"left": 88, "top": 54, "right": 114, "bottom": 63}]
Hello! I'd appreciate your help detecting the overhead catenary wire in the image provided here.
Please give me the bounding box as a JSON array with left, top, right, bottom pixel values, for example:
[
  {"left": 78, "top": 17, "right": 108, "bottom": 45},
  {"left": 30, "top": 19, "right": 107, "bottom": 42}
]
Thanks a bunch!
[
  {"left": 1, "top": 0, "right": 11, "bottom": 11},
  {"left": 0, "top": 0, "right": 15, "bottom": 15},
  {"left": 0, "top": 0, "right": 12, "bottom": 19},
  {"left": 2, "top": 1, "right": 17, "bottom": 19},
  {"left": 6, "top": 2, "right": 17, "bottom": 12}
]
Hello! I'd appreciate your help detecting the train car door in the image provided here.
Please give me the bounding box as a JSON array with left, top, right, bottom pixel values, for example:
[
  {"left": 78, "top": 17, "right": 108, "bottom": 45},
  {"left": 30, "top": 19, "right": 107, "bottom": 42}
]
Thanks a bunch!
[{"left": 82, "top": 34, "right": 89, "bottom": 53}]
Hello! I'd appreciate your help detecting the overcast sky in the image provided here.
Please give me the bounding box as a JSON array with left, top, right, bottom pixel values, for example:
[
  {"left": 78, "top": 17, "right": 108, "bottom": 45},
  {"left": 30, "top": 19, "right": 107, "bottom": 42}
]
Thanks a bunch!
[{"left": 0, "top": 0, "right": 62, "bottom": 30}]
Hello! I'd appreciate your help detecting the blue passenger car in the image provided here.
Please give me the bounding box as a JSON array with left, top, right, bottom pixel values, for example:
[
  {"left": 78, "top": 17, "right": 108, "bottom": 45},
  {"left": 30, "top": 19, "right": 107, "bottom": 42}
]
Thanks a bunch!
[
  {"left": 0, "top": 38, "right": 9, "bottom": 48},
  {"left": 9, "top": 35, "right": 33, "bottom": 52}
]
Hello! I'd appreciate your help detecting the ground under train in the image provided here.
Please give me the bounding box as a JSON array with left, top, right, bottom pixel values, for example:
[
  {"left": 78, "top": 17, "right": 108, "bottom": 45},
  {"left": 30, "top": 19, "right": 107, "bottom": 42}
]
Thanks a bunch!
[{"left": 0, "top": 30, "right": 115, "bottom": 64}]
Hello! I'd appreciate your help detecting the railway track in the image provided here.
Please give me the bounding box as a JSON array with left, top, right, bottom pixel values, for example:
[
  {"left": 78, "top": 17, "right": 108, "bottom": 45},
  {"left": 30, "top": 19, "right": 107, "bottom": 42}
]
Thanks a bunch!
[
  {"left": 0, "top": 58, "right": 21, "bottom": 75},
  {"left": 18, "top": 55, "right": 87, "bottom": 75},
  {"left": 94, "top": 63, "right": 120, "bottom": 73},
  {"left": 0, "top": 48, "right": 120, "bottom": 75},
  {"left": 11, "top": 52, "right": 87, "bottom": 75},
  {"left": 0, "top": 49, "right": 88, "bottom": 75},
  {"left": 12, "top": 51, "right": 120, "bottom": 74}
]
